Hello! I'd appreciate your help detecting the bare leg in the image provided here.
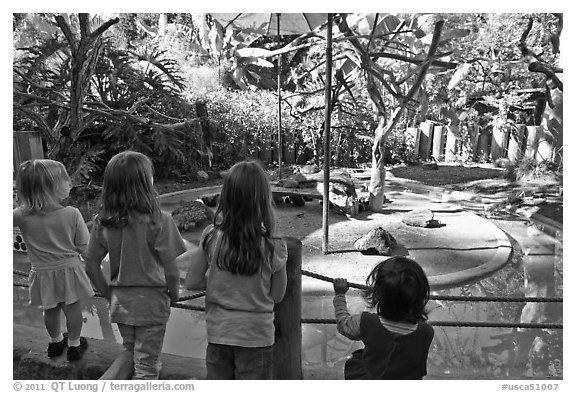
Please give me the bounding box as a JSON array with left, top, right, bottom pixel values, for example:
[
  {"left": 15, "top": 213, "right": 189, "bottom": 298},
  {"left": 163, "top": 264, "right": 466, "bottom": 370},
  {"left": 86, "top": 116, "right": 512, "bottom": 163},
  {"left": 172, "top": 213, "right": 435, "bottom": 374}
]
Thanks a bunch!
[
  {"left": 62, "top": 301, "right": 83, "bottom": 342},
  {"left": 43, "top": 304, "right": 63, "bottom": 339}
]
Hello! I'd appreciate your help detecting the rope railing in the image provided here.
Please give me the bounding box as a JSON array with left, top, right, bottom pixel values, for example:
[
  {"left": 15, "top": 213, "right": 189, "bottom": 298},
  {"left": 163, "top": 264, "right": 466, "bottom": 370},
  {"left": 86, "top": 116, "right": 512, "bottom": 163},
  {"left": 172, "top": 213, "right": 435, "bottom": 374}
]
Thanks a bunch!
[
  {"left": 177, "top": 292, "right": 206, "bottom": 302},
  {"left": 16, "top": 260, "right": 564, "bottom": 306},
  {"left": 301, "top": 318, "right": 562, "bottom": 329},
  {"left": 13, "top": 269, "right": 28, "bottom": 277},
  {"left": 302, "top": 270, "right": 563, "bottom": 303},
  {"left": 14, "top": 268, "right": 563, "bottom": 329}
]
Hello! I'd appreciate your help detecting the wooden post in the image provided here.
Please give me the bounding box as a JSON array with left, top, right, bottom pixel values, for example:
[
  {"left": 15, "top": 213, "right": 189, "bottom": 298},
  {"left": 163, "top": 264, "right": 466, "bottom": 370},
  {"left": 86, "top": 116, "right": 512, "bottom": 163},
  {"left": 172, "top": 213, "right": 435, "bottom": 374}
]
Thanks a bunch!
[
  {"left": 418, "top": 121, "right": 433, "bottom": 159},
  {"left": 273, "top": 237, "right": 302, "bottom": 380},
  {"left": 432, "top": 125, "right": 444, "bottom": 160},
  {"left": 503, "top": 126, "right": 510, "bottom": 158},
  {"left": 491, "top": 123, "right": 505, "bottom": 160},
  {"left": 13, "top": 131, "right": 44, "bottom": 171},
  {"left": 478, "top": 127, "right": 491, "bottom": 160},
  {"left": 470, "top": 122, "right": 480, "bottom": 158}
]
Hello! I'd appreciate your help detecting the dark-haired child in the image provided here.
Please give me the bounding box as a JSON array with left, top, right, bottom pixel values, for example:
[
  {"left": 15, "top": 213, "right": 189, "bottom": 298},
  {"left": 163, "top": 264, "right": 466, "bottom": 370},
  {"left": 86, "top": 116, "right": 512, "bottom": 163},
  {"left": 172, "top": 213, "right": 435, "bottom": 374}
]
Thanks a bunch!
[{"left": 332, "top": 256, "right": 434, "bottom": 379}]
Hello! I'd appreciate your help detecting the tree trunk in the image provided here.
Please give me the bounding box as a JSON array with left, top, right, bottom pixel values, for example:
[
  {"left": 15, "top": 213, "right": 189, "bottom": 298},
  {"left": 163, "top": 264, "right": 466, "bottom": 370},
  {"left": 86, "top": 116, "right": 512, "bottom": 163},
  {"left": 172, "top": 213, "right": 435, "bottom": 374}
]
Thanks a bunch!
[
  {"left": 54, "top": 14, "right": 119, "bottom": 164},
  {"left": 368, "top": 20, "right": 445, "bottom": 211},
  {"left": 368, "top": 117, "right": 386, "bottom": 210},
  {"left": 541, "top": 85, "right": 562, "bottom": 164}
]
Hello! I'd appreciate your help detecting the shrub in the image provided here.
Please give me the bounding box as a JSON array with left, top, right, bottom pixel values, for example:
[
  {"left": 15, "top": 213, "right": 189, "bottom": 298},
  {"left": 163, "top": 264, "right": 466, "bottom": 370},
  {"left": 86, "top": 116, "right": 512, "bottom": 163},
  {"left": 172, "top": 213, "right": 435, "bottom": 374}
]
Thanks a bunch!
[
  {"left": 514, "top": 158, "right": 560, "bottom": 182},
  {"left": 186, "top": 85, "right": 302, "bottom": 169},
  {"left": 171, "top": 200, "right": 214, "bottom": 231},
  {"left": 384, "top": 127, "right": 419, "bottom": 165}
]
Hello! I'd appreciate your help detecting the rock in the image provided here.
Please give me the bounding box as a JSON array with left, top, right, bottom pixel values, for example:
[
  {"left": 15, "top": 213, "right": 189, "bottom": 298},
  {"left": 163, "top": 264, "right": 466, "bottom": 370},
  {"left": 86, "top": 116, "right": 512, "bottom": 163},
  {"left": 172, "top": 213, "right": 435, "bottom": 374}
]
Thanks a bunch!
[
  {"left": 402, "top": 209, "right": 435, "bottom": 227},
  {"left": 301, "top": 164, "right": 320, "bottom": 174},
  {"left": 277, "top": 179, "right": 300, "bottom": 188},
  {"left": 494, "top": 157, "right": 513, "bottom": 169},
  {"left": 330, "top": 177, "right": 359, "bottom": 216},
  {"left": 297, "top": 179, "right": 318, "bottom": 188},
  {"left": 353, "top": 227, "right": 397, "bottom": 255},
  {"left": 197, "top": 170, "right": 209, "bottom": 181},
  {"left": 289, "top": 172, "right": 308, "bottom": 183},
  {"left": 289, "top": 195, "right": 306, "bottom": 206},
  {"left": 313, "top": 175, "right": 360, "bottom": 216},
  {"left": 330, "top": 182, "right": 349, "bottom": 196}
]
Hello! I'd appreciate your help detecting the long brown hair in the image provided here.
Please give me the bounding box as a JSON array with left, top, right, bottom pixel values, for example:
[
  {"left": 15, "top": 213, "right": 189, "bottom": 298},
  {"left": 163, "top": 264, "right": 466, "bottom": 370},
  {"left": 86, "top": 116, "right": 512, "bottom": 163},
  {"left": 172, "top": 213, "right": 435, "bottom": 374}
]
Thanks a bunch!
[
  {"left": 205, "top": 160, "right": 275, "bottom": 275},
  {"left": 97, "top": 151, "right": 160, "bottom": 227}
]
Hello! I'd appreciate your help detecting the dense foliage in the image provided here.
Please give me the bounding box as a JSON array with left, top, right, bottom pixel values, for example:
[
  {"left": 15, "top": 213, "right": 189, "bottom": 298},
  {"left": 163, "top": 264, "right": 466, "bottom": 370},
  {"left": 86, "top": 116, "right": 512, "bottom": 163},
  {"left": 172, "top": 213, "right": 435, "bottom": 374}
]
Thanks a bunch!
[
  {"left": 13, "top": 13, "right": 562, "bottom": 185},
  {"left": 420, "top": 14, "right": 562, "bottom": 162}
]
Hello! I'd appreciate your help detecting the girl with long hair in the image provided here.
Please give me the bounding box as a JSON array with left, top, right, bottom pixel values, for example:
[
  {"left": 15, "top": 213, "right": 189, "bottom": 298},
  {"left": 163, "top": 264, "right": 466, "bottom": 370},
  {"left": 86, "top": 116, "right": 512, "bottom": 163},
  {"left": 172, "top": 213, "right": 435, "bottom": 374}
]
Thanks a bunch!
[
  {"left": 83, "top": 151, "right": 186, "bottom": 379},
  {"left": 185, "top": 160, "right": 288, "bottom": 379}
]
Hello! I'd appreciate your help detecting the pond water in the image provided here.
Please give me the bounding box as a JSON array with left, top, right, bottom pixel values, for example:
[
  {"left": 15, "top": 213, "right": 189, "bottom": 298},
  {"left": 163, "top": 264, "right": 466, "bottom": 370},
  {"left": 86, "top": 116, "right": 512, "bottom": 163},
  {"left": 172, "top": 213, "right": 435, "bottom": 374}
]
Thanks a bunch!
[{"left": 12, "top": 183, "right": 563, "bottom": 379}]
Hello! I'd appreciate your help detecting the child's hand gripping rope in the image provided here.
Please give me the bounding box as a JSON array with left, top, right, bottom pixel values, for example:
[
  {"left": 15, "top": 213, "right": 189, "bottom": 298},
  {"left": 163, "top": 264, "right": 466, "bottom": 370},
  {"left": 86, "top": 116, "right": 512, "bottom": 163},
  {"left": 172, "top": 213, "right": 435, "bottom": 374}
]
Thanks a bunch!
[{"left": 333, "top": 278, "right": 349, "bottom": 295}]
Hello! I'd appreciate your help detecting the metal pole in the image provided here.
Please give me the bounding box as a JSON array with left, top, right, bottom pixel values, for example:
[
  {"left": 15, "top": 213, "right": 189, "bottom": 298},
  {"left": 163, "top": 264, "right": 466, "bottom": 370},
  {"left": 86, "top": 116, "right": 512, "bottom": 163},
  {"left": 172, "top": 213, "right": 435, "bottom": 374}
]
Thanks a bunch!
[
  {"left": 322, "top": 14, "right": 333, "bottom": 255},
  {"left": 277, "top": 13, "right": 283, "bottom": 179}
]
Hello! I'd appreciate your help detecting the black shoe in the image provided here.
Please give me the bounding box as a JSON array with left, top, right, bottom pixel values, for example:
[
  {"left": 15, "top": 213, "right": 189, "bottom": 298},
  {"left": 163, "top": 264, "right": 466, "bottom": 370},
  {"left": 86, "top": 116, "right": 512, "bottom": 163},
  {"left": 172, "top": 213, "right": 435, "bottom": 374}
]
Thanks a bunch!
[
  {"left": 67, "top": 337, "right": 88, "bottom": 361},
  {"left": 47, "top": 333, "right": 68, "bottom": 358}
]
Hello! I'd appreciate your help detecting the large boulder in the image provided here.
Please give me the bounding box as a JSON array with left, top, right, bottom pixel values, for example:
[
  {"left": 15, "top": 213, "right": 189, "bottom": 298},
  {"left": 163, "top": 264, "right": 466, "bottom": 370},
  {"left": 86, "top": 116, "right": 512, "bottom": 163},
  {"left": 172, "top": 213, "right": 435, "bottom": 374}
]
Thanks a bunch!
[
  {"left": 277, "top": 178, "right": 300, "bottom": 188},
  {"left": 320, "top": 173, "right": 359, "bottom": 217},
  {"left": 353, "top": 227, "right": 397, "bottom": 255},
  {"left": 196, "top": 170, "right": 209, "bottom": 181},
  {"left": 402, "top": 209, "right": 437, "bottom": 228},
  {"left": 290, "top": 172, "right": 308, "bottom": 183},
  {"left": 301, "top": 164, "right": 320, "bottom": 174},
  {"left": 277, "top": 172, "right": 317, "bottom": 189}
]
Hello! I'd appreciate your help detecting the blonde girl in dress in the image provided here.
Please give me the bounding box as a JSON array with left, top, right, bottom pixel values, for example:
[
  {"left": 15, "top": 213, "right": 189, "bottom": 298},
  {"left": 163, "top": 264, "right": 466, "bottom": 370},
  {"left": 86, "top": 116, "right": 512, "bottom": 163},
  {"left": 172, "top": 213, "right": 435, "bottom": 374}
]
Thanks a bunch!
[{"left": 13, "top": 159, "right": 94, "bottom": 361}]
